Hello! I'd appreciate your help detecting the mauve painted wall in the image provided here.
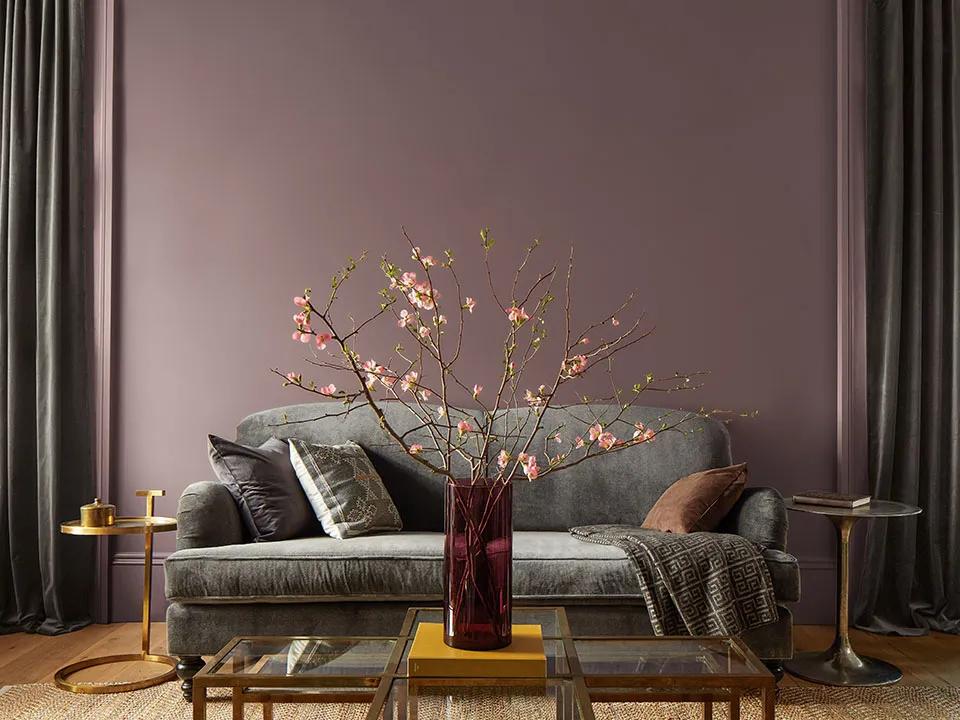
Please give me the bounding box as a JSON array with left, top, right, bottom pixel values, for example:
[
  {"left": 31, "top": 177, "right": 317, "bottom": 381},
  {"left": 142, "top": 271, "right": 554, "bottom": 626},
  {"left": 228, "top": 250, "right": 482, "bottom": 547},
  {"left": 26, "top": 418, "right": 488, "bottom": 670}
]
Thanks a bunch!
[{"left": 110, "top": 0, "right": 840, "bottom": 622}]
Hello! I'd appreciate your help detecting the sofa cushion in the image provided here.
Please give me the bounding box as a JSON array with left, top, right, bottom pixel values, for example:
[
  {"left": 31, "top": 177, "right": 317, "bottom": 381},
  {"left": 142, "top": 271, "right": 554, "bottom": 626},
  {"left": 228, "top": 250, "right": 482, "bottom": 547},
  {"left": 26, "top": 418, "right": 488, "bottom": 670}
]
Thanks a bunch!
[
  {"left": 288, "top": 439, "right": 402, "bottom": 539},
  {"left": 207, "top": 435, "right": 321, "bottom": 542},
  {"left": 165, "top": 531, "right": 800, "bottom": 604},
  {"left": 642, "top": 463, "right": 748, "bottom": 533}
]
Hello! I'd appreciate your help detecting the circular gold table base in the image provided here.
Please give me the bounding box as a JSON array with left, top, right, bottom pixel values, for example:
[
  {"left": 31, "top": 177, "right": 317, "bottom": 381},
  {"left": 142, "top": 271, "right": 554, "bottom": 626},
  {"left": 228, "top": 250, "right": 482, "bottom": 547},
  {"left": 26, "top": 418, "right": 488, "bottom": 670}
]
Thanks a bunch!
[{"left": 54, "top": 652, "right": 178, "bottom": 694}]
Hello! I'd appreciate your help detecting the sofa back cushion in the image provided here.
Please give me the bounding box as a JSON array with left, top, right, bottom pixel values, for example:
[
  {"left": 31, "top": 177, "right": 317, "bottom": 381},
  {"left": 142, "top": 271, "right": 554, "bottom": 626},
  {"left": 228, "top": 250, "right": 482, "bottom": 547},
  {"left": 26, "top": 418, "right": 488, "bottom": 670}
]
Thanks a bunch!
[{"left": 236, "top": 403, "right": 732, "bottom": 531}]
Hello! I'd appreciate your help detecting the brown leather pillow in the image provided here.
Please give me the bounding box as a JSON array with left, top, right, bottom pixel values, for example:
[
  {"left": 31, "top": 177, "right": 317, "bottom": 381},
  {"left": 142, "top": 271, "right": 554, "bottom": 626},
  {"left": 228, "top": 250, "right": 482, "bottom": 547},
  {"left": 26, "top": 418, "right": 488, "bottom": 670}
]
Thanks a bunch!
[{"left": 641, "top": 463, "right": 748, "bottom": 533}]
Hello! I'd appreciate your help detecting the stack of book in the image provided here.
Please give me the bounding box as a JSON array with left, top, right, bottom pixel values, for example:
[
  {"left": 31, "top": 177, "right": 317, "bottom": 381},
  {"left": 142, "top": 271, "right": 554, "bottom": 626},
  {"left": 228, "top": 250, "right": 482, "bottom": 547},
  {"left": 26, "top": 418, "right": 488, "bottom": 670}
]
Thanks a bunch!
[
  {"left": 407, "top": 623, "right": 546, "bottom": 678},
  {"left": 793, "top": 491, "right": 871, "bottom": 508}
]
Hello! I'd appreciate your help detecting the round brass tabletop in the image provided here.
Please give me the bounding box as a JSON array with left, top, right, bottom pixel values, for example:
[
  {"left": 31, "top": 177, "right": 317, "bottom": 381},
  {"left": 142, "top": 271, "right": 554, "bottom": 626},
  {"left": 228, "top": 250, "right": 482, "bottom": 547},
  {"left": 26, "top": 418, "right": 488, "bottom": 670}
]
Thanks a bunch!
[{"left": 60, "top": 516, "right": 177, "bottom": 535}]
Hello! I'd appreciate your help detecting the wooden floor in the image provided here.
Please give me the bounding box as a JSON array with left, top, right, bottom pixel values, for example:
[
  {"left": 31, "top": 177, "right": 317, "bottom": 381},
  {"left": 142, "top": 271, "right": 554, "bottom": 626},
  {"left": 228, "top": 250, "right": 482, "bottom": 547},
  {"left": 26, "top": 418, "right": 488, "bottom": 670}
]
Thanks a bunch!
[{"left": 0, "top": 623, "right": 958, "bottom": 688}]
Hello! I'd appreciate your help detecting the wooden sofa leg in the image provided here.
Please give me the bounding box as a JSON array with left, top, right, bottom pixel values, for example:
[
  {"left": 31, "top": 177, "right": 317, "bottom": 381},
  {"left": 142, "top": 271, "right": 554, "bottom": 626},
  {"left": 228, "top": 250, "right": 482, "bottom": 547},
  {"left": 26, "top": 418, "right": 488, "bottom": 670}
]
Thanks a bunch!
[
  {"left": 763, "top": 661, "right": 784, "bottom": 684},
  {"left": 176, "top": 655, "right": 205, "bottom": 701}
]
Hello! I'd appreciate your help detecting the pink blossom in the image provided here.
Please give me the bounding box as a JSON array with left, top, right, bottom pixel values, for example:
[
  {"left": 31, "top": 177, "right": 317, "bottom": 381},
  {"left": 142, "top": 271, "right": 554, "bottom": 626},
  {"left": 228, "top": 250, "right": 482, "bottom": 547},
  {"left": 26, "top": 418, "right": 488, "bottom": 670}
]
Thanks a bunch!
[
  {"left": 315, "top": 332, "right": 332, "bottom": 349},
  {"left": 506, "top": 306, "right": 529, "bottom": 324},
  {"left": 293, "top": 311, "right": 307, "bottom": 325},
  {"left": 632, "top": 422, "right": 646, "bottom": 439},
  {"left": 472, "top": 384, "right": 483, "bottom": 398},
  {"left": 611, "top": 317, "right": 620, "bottom": 327},
  {"left": 285, "top": 372, "right": 301, "bottom": 384},
  {"left": 408, "top": 444, "right": 423, "bottom": 455},
  {"left": 597, "top": 432, "right": 617, "bottom": 450},
  {"left": 552, "top": 432, "right": 563, "bottom": 444},
  {"left": 399, "top": 272, "right": 418, "bottom": 289},
  {"left": 419, "top": 389, "right": 431, "bottom": 401},
  {"left": 521, "top": 453, "right": 539, "bottom": 480},
  {"left": 563, "top": 355, "right": 588, "bottom": 377},
  {"left": 398, "top": 309, "right": 413, "bottom": 328},
  {"left": 588, "top": 423, "right": 603, "bottom": 441},
  {"left": 408, "top": 282, "right": 439, "bottom": 310},
  {"left": 641, "top": 429, "right": 655, "bottom": 442},
  {"left": 318, "top": 383, "right": 336, "bottom": 396},
  {"left": 575, "top": 436, "right": 585, "bottom": 448},
  {"left": 433, "top": 314, "right": 447, "bottom": 326},
  {"left": 436, "top": 405, "right": 446, "bottom": 418},
  {"left": 299, "top": 333, "right": 311, "bottom": 344},
  {"left": 457, "top": 420, "right": 473, "bottom": 435},
  {"left": 418, "top": 325, "right": 431, "bottom": 338},
  {"left": 381, "top": 373, "right": 397, "bottom": 388},
  {"left": 497, "top": 450, "right": 511, "bottom": 470},
  {"left": 464, "top": 297, "right": 476, "bottom": 313},
  {"left": 580, "top": 337, "right": 590, "bottom": 345},
  {"left": 293, "top": 296, "right": 309, "bottom": 307},
  {"left": 524, "top": 389, "right": 543, "bottom": 407},
  {"left": 362, "top": 360, "right": 384, "bottom": 389},
  {"left": 421, "top": 255, "right": 436, "bottom": 268},
  {"left": 401, "top": 372, "right": 418, "bottom": 393},
  {"left": 292, "top": 331, "right": 302, "bottom": 342}
]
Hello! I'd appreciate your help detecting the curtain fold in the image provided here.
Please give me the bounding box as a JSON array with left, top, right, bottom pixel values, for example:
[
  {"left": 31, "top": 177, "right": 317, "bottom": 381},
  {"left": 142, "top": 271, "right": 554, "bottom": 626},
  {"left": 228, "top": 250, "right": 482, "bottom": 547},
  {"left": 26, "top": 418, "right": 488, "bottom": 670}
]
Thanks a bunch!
[
  {"left": 0, "top": 0, "right": 94, "bottom": 635},
  {"left": 856, "top": 0, "right": 960, "bottom": 636}
]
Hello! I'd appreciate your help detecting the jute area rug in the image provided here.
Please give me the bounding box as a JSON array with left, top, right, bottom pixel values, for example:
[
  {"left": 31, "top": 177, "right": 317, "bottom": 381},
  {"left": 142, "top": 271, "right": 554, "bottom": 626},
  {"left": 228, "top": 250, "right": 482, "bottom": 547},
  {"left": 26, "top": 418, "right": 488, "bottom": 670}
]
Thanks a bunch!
[{"left": 1, "top": 683, "right": 959, "bottom": 720}]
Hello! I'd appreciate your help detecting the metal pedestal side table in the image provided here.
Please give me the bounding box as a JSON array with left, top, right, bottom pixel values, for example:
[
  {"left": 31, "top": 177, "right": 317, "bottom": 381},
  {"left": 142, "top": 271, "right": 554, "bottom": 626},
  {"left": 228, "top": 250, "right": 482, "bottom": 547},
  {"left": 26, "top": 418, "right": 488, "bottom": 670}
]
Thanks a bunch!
[
  {"left": 784, "top": 498, "right": 921, "bottom": 687},
  {"left": 56, "top": 489, "right": 178, "bottom": 693}
]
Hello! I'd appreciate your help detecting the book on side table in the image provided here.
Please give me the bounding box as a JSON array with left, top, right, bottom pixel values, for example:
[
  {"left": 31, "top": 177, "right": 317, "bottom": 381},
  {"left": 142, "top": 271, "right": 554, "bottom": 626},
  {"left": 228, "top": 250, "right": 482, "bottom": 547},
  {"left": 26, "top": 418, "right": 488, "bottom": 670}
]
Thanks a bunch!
[
  {"left": 407, "top": 623, "right": 547, "bottom": 677},
  {"left": 793, "top": 491, "right": 871, "bottom": 508}
]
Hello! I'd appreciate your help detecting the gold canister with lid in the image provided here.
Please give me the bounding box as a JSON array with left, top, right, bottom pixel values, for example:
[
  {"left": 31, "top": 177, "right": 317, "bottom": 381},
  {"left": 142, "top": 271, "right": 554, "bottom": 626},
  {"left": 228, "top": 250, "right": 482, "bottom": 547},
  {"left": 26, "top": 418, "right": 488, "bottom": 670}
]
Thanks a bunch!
[{"left": 80, "top": 498, "right": 116, "bottom": 527}]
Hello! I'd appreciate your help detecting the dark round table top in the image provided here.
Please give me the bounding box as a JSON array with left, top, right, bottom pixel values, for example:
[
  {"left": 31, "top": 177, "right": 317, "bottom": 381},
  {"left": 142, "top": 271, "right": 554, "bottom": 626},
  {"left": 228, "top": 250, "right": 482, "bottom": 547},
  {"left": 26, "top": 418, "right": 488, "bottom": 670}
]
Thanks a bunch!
[{"left": 784, "top": 498, "right": 921, "bottom": 519}]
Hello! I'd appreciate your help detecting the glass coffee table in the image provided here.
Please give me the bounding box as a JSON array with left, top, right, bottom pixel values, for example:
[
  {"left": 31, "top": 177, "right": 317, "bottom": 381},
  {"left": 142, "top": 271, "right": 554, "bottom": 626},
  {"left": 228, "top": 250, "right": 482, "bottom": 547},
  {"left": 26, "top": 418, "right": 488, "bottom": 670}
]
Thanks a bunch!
[{"left": 191, "top": 607, "right": 776, "bottom": 720}]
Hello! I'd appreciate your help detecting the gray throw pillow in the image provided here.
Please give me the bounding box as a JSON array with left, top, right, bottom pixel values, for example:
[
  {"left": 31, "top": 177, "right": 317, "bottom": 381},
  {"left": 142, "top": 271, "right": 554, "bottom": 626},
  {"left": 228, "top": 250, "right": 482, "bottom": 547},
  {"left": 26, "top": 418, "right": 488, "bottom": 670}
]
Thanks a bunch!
[
  {"left": 288, "top": 439, "right": 402, "bottom": 539},
  {"left": 207, "top": 435, "right": 322, "bottom": 542}
]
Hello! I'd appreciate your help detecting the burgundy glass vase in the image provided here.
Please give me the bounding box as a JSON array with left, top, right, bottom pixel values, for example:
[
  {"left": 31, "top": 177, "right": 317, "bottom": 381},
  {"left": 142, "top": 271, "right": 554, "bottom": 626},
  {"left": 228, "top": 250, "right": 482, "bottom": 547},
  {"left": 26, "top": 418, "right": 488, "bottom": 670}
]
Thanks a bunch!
[{"left": 443, "top": 478, "right": 512, "bottom": 650}]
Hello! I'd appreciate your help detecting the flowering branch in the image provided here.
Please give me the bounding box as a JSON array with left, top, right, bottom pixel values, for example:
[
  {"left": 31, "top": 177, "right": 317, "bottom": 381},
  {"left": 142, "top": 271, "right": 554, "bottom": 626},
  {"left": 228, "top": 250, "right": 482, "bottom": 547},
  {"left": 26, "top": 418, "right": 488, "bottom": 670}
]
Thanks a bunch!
[{"left": 277, "top": 228, "right": 722, "bottom": 484}]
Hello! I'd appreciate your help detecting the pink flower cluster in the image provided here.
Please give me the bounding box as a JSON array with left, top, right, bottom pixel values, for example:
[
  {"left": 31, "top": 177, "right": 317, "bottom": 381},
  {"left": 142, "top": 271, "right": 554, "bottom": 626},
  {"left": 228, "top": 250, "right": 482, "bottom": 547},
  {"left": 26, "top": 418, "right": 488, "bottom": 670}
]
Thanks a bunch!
[
  {"left": 392, "top": 271, "right": 439, "bottom": 310},
  {"left": 291, "top": 295, "right": 332, "bottom": 349},
  {"left": 562, "top": 354, "right": 588, "bottom": 378},
  {"left": 506, "top": 306, "right": 529, "bottom": 325},
  {"left": 517, "top": 452, "right": 539, "bottom": 479},
  {"left": 633, "top": 422, "right": 655, "bottom": 443}
]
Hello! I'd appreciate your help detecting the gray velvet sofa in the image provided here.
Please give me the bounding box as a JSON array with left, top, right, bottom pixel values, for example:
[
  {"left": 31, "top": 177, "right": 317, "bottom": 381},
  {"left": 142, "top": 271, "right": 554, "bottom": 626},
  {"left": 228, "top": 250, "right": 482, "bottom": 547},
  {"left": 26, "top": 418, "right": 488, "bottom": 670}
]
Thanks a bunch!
[{"left": 165, "top": 402, "right": 798, "bottom": 697}]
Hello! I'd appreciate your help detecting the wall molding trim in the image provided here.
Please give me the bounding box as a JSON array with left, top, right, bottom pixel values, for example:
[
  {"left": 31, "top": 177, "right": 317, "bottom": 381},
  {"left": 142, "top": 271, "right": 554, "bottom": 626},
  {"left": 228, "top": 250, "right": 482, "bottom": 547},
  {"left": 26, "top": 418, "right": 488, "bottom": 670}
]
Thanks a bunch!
[
  {"left": 91, "top": 0, "right": 116, "bottom": 625},
  {"left": 112, "top": 551, "right": 170, "bottom": 567},
  {"left": 835, "top": 0, "right": 868, "bottom": 497}
]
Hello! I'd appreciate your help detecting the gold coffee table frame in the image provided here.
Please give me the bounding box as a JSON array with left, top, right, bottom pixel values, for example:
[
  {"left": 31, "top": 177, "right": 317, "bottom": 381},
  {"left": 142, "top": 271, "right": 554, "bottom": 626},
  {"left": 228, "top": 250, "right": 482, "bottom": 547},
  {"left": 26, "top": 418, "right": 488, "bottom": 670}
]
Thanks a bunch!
[{"left": 56, "top": 490, "right": 178, "bottom": 693}]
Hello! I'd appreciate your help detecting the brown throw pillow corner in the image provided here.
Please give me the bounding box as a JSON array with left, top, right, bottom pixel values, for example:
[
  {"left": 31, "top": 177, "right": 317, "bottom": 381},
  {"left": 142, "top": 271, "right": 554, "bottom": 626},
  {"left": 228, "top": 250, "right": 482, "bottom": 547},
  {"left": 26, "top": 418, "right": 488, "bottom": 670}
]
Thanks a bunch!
[{"left": 641, "top": 462, "right": 748, "bottom": 534}]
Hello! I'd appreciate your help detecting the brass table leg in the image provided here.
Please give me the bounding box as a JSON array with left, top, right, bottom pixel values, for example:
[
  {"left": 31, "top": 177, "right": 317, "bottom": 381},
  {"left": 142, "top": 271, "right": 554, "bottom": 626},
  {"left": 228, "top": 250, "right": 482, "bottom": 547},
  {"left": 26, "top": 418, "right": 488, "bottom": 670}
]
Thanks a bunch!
[
  {"left": 728, "top": 694, "right": 740, "bottom": 720},
  {"left": 785, "top": 516, "right": 903, "bottom": 686}
]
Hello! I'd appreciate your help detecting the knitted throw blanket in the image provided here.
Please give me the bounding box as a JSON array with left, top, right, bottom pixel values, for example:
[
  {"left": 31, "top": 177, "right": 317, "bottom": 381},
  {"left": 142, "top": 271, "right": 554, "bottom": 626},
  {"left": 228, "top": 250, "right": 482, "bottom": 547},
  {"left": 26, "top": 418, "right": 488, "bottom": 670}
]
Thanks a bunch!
[{"left": 570, "top": 525, "right": 779, "bottom": 636}]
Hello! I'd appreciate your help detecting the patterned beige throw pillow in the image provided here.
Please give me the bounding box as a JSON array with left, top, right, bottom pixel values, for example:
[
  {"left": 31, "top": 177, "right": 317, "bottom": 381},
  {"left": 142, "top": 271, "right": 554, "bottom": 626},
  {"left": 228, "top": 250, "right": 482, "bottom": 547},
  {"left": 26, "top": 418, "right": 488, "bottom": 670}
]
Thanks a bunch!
[{"left": 288, "top": 439, "right": 402, "bottom": 539}]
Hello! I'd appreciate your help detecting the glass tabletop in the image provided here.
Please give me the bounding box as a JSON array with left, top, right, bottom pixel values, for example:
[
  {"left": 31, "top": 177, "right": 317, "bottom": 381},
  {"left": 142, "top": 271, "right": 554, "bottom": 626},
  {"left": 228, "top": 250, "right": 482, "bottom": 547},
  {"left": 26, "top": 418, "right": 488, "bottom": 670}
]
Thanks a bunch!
[
  {"left": 383, "top": 678, "right": 586, "bottom": 720},
  {"left": 207, "top": 637, "right": 396, "bottom": 678},
  {"left": 573, "top": 637, "right": 768, "bottom": 678}
]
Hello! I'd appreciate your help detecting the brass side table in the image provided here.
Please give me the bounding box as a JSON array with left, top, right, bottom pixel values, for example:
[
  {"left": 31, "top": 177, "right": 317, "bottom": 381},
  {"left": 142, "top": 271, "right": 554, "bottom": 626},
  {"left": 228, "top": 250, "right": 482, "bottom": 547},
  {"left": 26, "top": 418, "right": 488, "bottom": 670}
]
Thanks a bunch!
[
  {"left": 784, "top": 498, "right": 922, "bottom": 686},
  {"left": 56, "top": 489, "right": 178, "bottom": 693}
]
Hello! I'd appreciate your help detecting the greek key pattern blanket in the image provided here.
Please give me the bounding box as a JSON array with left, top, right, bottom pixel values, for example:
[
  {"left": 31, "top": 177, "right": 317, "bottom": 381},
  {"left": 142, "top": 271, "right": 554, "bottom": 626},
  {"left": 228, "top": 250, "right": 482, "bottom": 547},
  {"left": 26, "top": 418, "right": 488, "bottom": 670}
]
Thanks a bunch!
[{"left": 570, "top": 525, "right": 779, "bottom": 637}]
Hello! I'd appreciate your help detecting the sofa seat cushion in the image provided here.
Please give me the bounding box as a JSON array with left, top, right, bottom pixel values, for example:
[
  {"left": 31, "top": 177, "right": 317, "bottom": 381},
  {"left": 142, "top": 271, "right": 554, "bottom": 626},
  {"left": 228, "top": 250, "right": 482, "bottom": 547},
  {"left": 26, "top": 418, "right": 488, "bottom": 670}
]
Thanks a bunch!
[{"left": 164, "top": 531, "right": 800, "bottom": 604}]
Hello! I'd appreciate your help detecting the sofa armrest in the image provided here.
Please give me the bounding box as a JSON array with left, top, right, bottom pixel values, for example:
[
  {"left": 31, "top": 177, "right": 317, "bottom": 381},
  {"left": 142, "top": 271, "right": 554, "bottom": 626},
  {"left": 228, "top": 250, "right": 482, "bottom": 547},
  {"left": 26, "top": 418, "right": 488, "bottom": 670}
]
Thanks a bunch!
[
  {"left": 717, "top": 486, "right": 788, "bottom": 552},
  {"left": 175, "top": 481, "right": 245, "bottom": 550}
]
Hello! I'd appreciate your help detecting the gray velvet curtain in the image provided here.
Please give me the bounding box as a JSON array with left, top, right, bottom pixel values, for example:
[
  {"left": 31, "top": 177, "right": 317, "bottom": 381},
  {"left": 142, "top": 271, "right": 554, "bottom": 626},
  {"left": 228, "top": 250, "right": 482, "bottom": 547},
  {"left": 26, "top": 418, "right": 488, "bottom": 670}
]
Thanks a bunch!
[
  {"left": 0, "top": 0, "right": 94, "bottom": 635},
  {"left": 856, "top": 0, "right": 960, "bottom": 635}
]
